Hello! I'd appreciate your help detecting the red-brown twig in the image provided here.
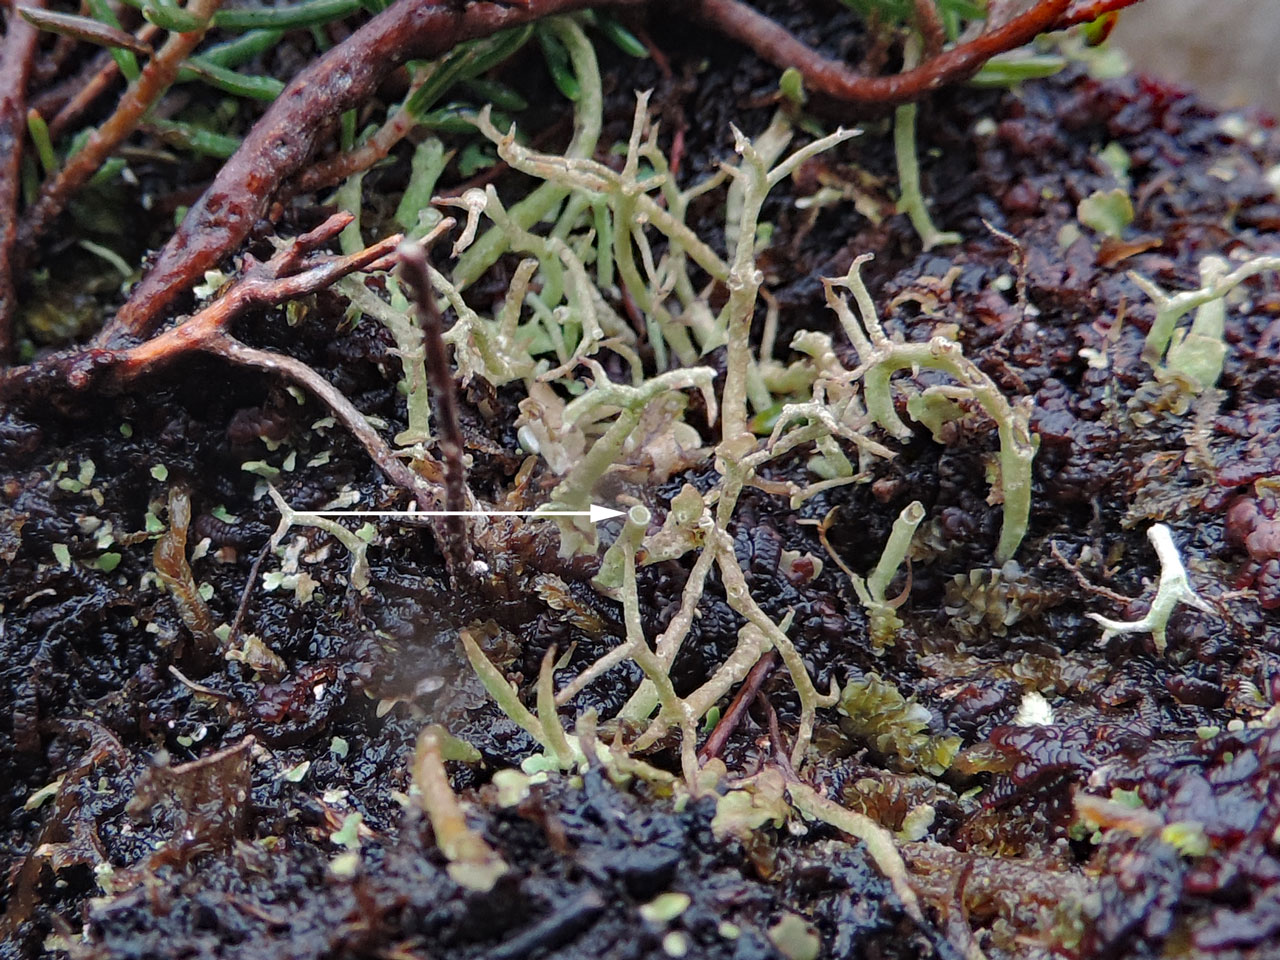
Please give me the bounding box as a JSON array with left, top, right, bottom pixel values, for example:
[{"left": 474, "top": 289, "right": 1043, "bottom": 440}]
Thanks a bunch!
[
  {"left": 11, "top": 212, "right": 448, "bottom": 511},
  {"left": 287, "top": 68, "right": 428, "bottom": 197},
  {"left": 698, "top": 650, "right": 778, "bottom": 763},
  {"left": 110, "top": 212, "right": 399, "bottom": 379},
  {"left": 688, "top": 0, "right": 1141, "bottom": 105},
  {"left": 0, "top": 0, "right": 46, "bottom": 363},
  {"left": 48, "top": 24, "right": 161, "bottom": 141},
  {"left": 102, "top": 0, "right": 644, "bottom": 347},
  {"left": 14, "top": 0, "right": 222, "bottom": 260}
]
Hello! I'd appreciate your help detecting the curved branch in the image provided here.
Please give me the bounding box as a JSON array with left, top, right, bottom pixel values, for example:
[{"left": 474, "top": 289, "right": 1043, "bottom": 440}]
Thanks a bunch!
[{"left": 688, "top": 0, "right": 1141, "bottom": 106}]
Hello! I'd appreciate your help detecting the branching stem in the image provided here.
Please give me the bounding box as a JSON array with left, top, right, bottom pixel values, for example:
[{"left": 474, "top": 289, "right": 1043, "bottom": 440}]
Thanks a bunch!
[{"left": 16, "top": 0, "right": 224, "bottom": 260}]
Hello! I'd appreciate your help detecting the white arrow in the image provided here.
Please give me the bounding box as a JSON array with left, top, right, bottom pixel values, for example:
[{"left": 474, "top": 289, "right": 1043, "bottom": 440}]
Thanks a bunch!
[{"left": 294, "top": 504, "right": 626, "bottom": 524}]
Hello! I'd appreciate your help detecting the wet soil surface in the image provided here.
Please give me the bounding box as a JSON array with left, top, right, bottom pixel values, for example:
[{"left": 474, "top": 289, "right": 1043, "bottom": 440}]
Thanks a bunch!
[{"left": 3, "top": 2, "right": 1280, "bottom": 958}]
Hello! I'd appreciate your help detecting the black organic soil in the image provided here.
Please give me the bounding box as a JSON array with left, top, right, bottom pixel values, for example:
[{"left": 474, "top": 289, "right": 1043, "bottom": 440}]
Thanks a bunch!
[{"left": 3, "top": 4, "right": 1280, "bottom": 959}]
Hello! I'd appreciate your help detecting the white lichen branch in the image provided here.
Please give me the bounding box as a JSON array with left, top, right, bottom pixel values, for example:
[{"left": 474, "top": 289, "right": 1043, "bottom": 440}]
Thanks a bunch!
[{"left": 1088, "top": 523, "right": 1217, "bottom": 654}]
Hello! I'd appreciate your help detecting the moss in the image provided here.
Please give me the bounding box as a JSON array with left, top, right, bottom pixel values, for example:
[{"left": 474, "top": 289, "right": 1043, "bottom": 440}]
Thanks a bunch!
[{"left": 837, "top": 674, "right": 961, "bottom": 776}]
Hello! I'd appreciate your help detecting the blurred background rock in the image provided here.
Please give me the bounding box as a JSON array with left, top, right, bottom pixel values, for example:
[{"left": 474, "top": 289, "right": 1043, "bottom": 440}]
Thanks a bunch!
[{"left": 1113, "top": 0, "right": 1280, "bottom": 109}]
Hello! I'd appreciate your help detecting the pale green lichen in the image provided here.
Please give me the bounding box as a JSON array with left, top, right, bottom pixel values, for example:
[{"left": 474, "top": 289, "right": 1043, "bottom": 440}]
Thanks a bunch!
[
  {"left": 1135, "top": 253, "right": 1280, "bottom": 387},
  {"left": 893, "top": 37, "right": 959, "bottom": 251},
  {"left": 412, "top": 729, "right": 507, "bottom": 891},
  {"left": 1077, "top": 187, "right": 1134, "bottom": 238},
  {"left": 824, "top": 255, "right": 1037, "bottom": 563},
  {"left": 267, "top": 485, "right": 372, "bottom": 592},
  {"left": 848, "top": 500, "right": 925, "bottom": 650}
]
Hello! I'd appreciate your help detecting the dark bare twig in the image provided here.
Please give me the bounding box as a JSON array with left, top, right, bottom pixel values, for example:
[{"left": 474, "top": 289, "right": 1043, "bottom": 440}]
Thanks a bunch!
[
  {"left": 30, "top": 49, "right": 107, "bottom": 118},
  {"left": 227, "top": 543, "right": 271, "bottom": 647},
  {"left": 14, "top": 0, "right": 223, "bottom": 261},
  {"left": 0, "top": 213, "right": 404, "bottom": 414},
  {"left": 698, "top": 650, "right": 778, "bottom": 763},
  {"left": 31, "top": 24, "right": 76, "bottom": 85},
  {"left": 396, "top": 242, "right": 474, "bottom": 572},
  {"left": 105, "top": 215, "right": 451, "bottom": 522},
  {"left": 759, "top": 690, "right": 797, "bottom": 782},
  {"left": 0, "top": 0, "right": 46, "bottom": 363},
  {"left": 1049, "top": 539, "right": 1135, "bottom": 605}
]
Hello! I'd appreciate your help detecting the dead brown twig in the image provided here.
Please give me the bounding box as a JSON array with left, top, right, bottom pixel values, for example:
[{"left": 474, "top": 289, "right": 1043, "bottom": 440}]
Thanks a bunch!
[
  {"left": 108, "top": 216, "right": 449, "bottom": 518},
  {"left": 397, "top": 242, "right": 474, "bottom": 572},
  {"left": 0, "top": 0, "right": 46, "bottom": 363},
  {"left": 109, "top": 213, "right": 397, "bottom": 376},
  {"left": 698, "top": 650, "right": 779, "bottom": 763}
]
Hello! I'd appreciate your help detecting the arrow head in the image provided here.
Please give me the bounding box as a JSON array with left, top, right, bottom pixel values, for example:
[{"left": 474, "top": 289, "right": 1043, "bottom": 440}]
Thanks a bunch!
[{"left": 589, "top": 504, "right": 626, "bottom": 524}]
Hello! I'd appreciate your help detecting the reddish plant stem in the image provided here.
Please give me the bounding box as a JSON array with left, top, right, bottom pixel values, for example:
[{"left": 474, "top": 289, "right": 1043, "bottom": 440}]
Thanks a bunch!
[
  {"left": 688, "top": 0, "right": 1139, "bottom": 105},
  {"left": 4, "top": 212, "right": 446, "bottom": 512},
  {"left": 1, "top": 213, "right": 450, "bottom": 533},
  {"left": 913, "top": 0, "right": 946, "bottom": 61},
  {"left": 49, "top": 25, "right": 162, "bottom": 141},
  {"left": 15, "top": 0, "right": 223, "bottom": 261},
  {"left": 698, "top": 650, "right": 778, "bottom": 763},
  {"left": 1059, "top": 0, "right": 1145, "bottom": 28},
  {"left": 101, "top": 0, "right": 642, "bottom": 348},
  {"left": 287, "top": 69, "right": 427, "bottom": 196},
  {"left": 0, "top": 0, "right": 46, "bottom": 364},
  {"left": 111, "top": 213, "right": 399, "bottom": 379}
]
